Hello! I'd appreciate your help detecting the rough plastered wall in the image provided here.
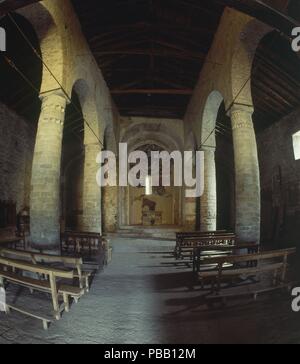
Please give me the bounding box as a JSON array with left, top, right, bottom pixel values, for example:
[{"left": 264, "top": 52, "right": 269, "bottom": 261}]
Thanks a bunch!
[
  {"left": 258, "top": 107, "right": 300, "bottom": 248},
  {"left": 0, "top": 102, "right": 35, "bottom": 212}
]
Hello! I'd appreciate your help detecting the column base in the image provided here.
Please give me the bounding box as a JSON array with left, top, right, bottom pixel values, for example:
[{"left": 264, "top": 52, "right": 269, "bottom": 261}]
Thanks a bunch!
[{"left": 29, "top": 242, "right": 61, "bottom": 255}]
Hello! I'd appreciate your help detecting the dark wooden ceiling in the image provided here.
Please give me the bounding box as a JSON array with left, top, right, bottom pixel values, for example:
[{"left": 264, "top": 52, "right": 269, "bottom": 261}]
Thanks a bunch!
[
  {"left": 252, "top": 30, "right": 300, "bottom": 131},
  {"left": 0, "top": 0, "right": 40, "bottom": 16},
  {"left": 71, "top": 0, "right": 300, "bottom": 129},
  {"left": 72, "top": 0, "right": 227, "bottom": 119},
  {"left": 0, "top": 0, "right": 300, "bottom": 133}
]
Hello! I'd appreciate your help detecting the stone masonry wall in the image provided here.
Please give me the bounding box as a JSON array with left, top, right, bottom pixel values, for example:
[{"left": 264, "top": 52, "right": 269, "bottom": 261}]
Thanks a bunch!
[
  {"left": 258, "top": 107, "right": 300, "bottom": 248},
  {"left": 0, "top": 102, "right": 35, "bottom": 212}
]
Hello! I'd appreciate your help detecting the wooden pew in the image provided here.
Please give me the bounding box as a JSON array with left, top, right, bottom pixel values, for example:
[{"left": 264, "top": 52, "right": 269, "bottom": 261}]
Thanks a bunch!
[
  {"left": 193, "top": 242, "right": 260, "bottom": 273},
  {"left": 0, "top": 227, "right": 25, "bottom": 250},
  {"left": 0, "top": 248, "right": 91, "bottom": 292},
  {"left": 176, "top": 233, "right": 236, "bottom": 260},
  {"left": 61, "top": 231, "right": 103, "bottom": 256},
  {"left": 0, "top": 256, "right": 85, "bottom": 322},
  {"left": 175, "top": 230, "right": 228, "bottom": 258},
  {"left": 176, "top": 230, "right": 228, "bottom": 243},
  {"left": 198, "top": 248, "right": 296, "bottom": 298},
  {"left": 61, "top": 231, "right": 112, "bottom": 266}
]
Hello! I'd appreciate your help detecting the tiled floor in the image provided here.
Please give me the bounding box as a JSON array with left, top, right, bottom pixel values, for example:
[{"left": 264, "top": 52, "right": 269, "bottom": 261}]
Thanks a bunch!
[{"left": 0, "top": 238, "right": 300, "bottom": 344}]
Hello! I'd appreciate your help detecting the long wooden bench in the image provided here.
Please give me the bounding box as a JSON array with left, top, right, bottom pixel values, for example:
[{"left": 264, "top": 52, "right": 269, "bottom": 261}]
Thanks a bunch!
[
  {"left": 0, "top": 227, "right": 25, "bottom": 250},
  {"left": 193, "top": 242, "right": 259, "bottom": 273},
  {"left": 176, "top": 233, "right": 236, "bottom": 260},
  {"left": 0, "top": 248, "right": 91, "bottom": 292},
  {"left": 198, "top": 248, "right": 296, "bottom": 298},
  {"left": 176, "top": 230, "right": 227, "bottom": 243},
  {"left": 175, "top": 230, "right": 228, "bottom": 258},
  {"left": 61, "top": 231, "right": 102, "bottom": 255},
  {"left": 0, "top": 256, "right": 85, "bottom": 323},
  {"left": 61, "top": 231, "right": 112, "bottom": 265}
]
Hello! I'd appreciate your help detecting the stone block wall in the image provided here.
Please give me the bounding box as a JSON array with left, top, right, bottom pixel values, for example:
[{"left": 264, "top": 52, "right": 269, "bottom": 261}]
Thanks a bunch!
[
  {"left": 257, "top": 107, "right": 300, "bottom": 247},
  {"left": 0, "top": 102, "right": 35, "bottom": 213}
]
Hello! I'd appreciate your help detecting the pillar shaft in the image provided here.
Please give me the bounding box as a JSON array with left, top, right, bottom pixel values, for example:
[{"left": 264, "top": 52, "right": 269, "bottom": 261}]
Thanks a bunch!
[
  {"left": 30, "top": 91, "right": 67, "bottom": 250},
  {"left": 200, "top": 148, "right": 217, "bottom": 231},
  {"left": 231, "top": 104, "right": 261, "bottom": 243},
  {"left": 80, "top": 144, "right": 102, "bottom": 233}
]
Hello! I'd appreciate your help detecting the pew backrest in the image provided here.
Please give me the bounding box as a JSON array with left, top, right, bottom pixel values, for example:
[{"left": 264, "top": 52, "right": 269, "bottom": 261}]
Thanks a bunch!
[
  {"left": 202, "top": 248, "right": 296, "bottom": 267},
  {"left": 61, "top": 231, "right": 103, "bottom": 254},
  {"left": 180, "top": 234, "right": 236, "bottom": 248},
  {"left": 0, "top": 256, "right": 74, "bottom": 279}
]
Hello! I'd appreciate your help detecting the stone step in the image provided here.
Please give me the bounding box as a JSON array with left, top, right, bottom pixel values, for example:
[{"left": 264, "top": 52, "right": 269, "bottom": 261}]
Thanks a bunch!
[{"left": 107, "top": 237, "right": 175, "bottom": 253}]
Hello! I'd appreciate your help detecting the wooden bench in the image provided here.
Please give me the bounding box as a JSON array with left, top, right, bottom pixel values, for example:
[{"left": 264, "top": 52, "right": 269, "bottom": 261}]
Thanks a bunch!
[
  {"left": 61, "top": 231, "right": 112, "bottom": 265},
  {"left": 193, "top": 242, "right": 260, "bottom": 273},
  {"left": 0, "top": 256, "right": 85, "bottom": 324},
  {"left": 198, "top": 248, "right": 296, "bottom": 298},
  {"left": 176, "top": 233, "right": 236, "bottom": 260},
  {"left": 0, "top": 248, "right": 91, "bottom": 292},
  {"left": 0, "top": 227, "right": 25, "bottom": 250},
  {"left": 175, "top": 230, "right": 228, "bottom": 258},
  {"left": 61, "top": 231, "right": 103, "bottom": 256}
]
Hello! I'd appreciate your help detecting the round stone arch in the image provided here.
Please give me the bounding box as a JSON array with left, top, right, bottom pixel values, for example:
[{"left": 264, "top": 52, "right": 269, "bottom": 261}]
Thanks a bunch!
[
  {"left": 72, "top": 79, "right": 102, "bottom": 145},
  {"left": 185, "top": 130, "right": 197, "bottom": 151},
  {"left": 230, "top": 19, "right": 271, "bottom": 108},
  {"left": 227, "top": 19, "right": 271, "bottom": 243},
  {"left": 68, "top": 79, "right": 103, "bottom": 233},
  {"left": 119, "top": 134, "right": 184, "bottom": 229},
  {"left": 199, "top": 90, "right": 224, "bottom": 232},
  {"left": 103, "top": 124, "right": 118, "bottom": 154},
  {"left": 201, "top": 90, "right": 224, "bottom": 149},
  {"left": 102, "top": 124, "right": 118, "bottom": 233},
  {"left": 122, "top": 121, "right": 184, "bottom": 153},
  {"left": 17, "top": 2, "right": 67, "bottom": 95}
]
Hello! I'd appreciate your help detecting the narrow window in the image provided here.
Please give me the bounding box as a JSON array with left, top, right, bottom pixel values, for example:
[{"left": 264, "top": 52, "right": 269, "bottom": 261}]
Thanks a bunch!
[
  {"left": 0, "top": 27, "right": 6, "bottom": 52},
  {"left": 145, "top": 175, "right": 152, "bottom": 196},
  {"left": 293, "top": 131, "right": 300, "bottom": 160}
]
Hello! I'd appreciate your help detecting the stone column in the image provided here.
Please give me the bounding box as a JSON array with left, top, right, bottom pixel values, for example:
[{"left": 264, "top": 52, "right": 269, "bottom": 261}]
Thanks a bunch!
[
  {"left": 80, "top": 143, "right": 102, "bottom": 233},
  {"left": 200, "top": 147, "right": 217, "bottom": 231},
  {"left": 30, "top": 91, "right": 67, "bottom": 251},
  {"left": 230, "top": 104, "right": 261, "bottom": 243}
]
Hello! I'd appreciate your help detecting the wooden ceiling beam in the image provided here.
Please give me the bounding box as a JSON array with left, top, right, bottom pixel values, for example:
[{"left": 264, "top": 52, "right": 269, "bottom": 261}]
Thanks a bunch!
[
  {"left": 94, "top": 49, "right": 205, "bottom": 61},
  {"left": 111, "top": 88, "right": 194, "bottom": 95}
]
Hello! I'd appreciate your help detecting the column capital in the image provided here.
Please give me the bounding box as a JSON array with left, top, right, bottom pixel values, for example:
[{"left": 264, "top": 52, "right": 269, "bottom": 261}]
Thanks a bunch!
[
  {"left": 201, "top": 145, "right": 216, "bottom": 153},
  {"left": 230, "top": 104, "right": 255, "bottom": 131},
  {"left": 39, "top": 89, "right": 69, "bottom": 104},
  {"left": 229, "top": 103, "right": 254, "bottom": 117},
  {"left": 84, "top": 142, "right": 102, "bottom": 149}
]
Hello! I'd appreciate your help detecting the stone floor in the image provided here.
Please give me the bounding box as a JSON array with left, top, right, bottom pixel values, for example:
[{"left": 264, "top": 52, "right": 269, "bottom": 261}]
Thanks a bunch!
[{"left": 0, "top": 238, "right": 300, "bottom": 344}]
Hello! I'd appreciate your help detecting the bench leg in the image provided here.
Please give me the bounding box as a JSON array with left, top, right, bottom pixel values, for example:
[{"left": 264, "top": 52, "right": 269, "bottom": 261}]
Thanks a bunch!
[
  {"left": 63, "top": 293, "right": 70, "bottom": 313},
  {"left": 85, "top": 277, "right": 90, "bottom": 293},
  {"left": 43, "top": 320, "right": 50, "bottom": 331},
  {"left": 49, "top": 273, "right": 60, "bottom": 320}
]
